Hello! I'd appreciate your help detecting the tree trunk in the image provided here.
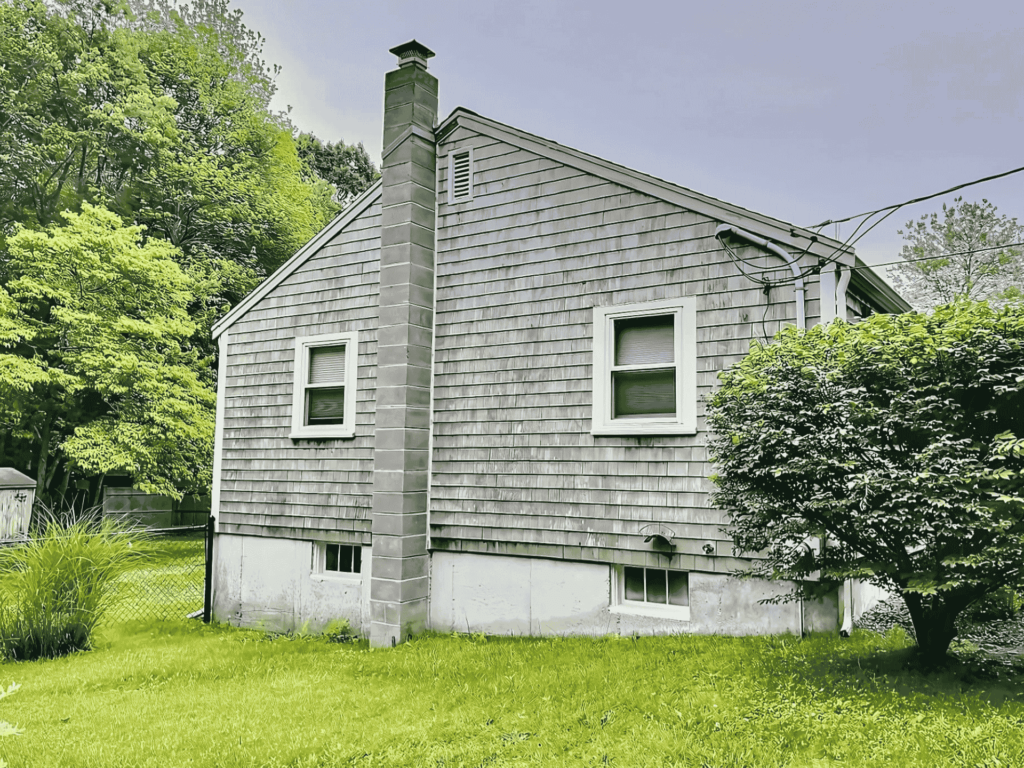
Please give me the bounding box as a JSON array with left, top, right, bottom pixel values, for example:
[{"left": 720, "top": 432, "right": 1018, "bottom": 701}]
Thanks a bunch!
[
  {"left": 902, "top": 592, "right": 962, "bottom": 665},
  {"left": 34, "top": 413, "right": 52, "bottom": 504}
]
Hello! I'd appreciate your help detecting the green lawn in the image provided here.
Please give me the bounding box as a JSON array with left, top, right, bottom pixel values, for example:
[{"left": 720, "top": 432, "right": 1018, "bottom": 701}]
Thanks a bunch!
[{"left": 1, "top": 622, "right": 1022, "bottom": 768}]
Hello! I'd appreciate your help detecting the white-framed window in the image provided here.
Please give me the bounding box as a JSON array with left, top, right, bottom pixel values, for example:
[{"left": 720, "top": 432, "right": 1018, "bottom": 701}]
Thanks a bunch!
[
  {"left": 447, "top": 147, "right": 473, "bottom": 204},
  {"left": 591, "top": 297, "right": 697, "bottom": 435},
  {"left": 612, "top": 566, "right": 691, "bottom": 621},
  {"left": 290, "top": 331, "right": 358, "bottom": 439},
  {"left": 312, "top": 543, "right": 362, "bottom": 576}
]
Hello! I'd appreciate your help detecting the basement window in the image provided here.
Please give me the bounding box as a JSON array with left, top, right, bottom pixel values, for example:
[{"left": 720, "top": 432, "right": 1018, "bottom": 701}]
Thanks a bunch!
[
  {"left": 591, "top": 298, "right": 697, "bottom": 435},
  {"left": 290, "top": 331, "right": 358, "bottom": 439},
  {"left": 448, "top": 147, "right": 474, "bottom": 204},
  {"left": 612, "top": 566, "right": 690, "bottom": 621},
  {"left": 313, "top": 543, "right": 362, "bottom": 576}
]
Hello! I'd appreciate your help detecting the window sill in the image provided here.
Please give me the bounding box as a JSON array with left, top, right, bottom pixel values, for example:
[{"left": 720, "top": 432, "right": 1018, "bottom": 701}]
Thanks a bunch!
[
  {"left": 610, "top": 603, "right": 690, "bottom": 622},
  {"left": 310, "top": 572, "right": 362, "bottom": 584},
  {"left": 591, "top": 423, "right": 697, "bottom": 437},
  {"left": 289, "top": 429, "right": 355, "bottom": 441}
]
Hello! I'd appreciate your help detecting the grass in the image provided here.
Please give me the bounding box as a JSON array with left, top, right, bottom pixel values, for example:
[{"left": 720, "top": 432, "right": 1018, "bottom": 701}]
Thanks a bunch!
[{"left": 1, "top": 622, "right": 1023, "bottom": 767}]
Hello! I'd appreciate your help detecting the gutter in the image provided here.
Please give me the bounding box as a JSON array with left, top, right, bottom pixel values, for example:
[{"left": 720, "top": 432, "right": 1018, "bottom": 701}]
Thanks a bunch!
[{"left": 714, "top": 224, "right": 806, "bottom": 330}]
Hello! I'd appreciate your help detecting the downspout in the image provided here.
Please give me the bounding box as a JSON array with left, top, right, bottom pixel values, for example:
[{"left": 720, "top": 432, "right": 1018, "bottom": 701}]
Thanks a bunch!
[
  {"left": 836, "top": 266, "right": 854, "bottom": 635},
  {"left": 836, "top": 268, "right": 851, "bottom": 322},
  {"left": 714, "top": 224, "right": 806, "bottom": 330}
]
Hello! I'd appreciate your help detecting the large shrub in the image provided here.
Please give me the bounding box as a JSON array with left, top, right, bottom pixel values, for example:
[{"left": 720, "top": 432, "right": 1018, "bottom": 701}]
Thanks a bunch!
[
  {"left": 706, "top": 301, "right": 1024, "bottom": 664},
  {"left": 0, "top": 517, "right": 143, "bottom": 660}
]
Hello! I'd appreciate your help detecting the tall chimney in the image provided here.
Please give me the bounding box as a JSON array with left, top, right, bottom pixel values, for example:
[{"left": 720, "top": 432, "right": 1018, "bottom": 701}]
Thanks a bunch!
[{"left": 369, "top": 41, "right": 437, "bottom": 648}]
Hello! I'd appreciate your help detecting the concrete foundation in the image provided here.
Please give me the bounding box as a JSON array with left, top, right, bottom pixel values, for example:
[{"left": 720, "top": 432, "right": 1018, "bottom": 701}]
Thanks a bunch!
[
  {"left": 211, "top": 539, "right": 837, "bottom": 639},
  {"left": 429, "top": 552, "right": 838, "bottom": 637},
  {"left": 211, "top": 533, "right": 370, "bottom": 634}
]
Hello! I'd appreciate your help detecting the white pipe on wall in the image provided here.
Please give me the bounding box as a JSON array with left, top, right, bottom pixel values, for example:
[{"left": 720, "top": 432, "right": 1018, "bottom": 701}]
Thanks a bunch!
[{"left": 714, "top": 224, "right": 806, "bottom": 330}]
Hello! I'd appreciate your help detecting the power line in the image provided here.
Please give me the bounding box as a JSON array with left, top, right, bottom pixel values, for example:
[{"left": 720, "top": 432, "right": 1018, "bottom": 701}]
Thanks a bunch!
[
  {"left": 846, "top": 239, "right": 1024, "bottom": 275},
  {"left": 808, "top": 165, "right": 1024, "bottom": 229},
  {"left": 720, "top": 165, "right": 1024, "bottom": 289}
]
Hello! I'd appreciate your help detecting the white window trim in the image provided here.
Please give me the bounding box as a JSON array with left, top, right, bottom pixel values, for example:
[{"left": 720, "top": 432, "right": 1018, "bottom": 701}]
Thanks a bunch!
[
  {"left": 310, "top": 542, "right": 363, "bottom": 582},
  {"left": 447, "top": 146, "right": 474, "bottom": 205},
  {"left": 609, "top": 565, "right": 691, "bottom": 622},
  {"left": 290, "top": 331, "right": 358, "bottom": 440},
  {"left": 591, "top": 297, "right": 697, "bottom": 436}
]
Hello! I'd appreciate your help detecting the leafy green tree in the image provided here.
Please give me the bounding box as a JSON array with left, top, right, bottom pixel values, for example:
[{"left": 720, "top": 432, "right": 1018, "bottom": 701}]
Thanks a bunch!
[
  {"left": 0, "top": 204, "right": 215, "bottom": 503},
  {"left": 888, "top": 198, "right": 1024, "bottom": 309},
  {"left": 706, "top": 303, "right": 1024, "bottom": 663},
  {"left": 0, "top": 0, "right": 337, "bottom": 289},
  {"left": 297, "top": 133, "right": 380, "bottom": 208},
  {"left": 0, "top": 0, "right": 178, "bottom": 233}
]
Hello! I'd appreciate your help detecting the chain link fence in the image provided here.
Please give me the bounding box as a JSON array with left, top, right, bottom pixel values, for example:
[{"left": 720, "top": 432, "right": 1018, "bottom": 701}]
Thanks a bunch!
[{"left": 105, "top": 526, "right": 208, "bottom": 624}]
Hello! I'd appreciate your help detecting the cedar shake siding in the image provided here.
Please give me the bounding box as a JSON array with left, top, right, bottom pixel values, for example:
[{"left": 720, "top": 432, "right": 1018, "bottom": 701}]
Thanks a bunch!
[
  {"left": 428, "top": 121, "right": 844, "bottom": 574},
  {"left": 217, "top": 193, "right": 382, "bottom": 543}
]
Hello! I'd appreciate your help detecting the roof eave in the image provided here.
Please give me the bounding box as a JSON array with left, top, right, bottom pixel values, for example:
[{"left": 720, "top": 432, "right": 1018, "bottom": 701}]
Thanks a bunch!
[{"left": 850, "top": 258, "right": 912, "bottom": 314}]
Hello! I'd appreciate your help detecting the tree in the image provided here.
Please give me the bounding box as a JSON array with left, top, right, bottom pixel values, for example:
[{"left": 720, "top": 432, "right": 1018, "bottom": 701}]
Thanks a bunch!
[
  {"left": 0, "top": 204, "right": 215, "bottom": 504},
  {"left": 296, "top": 133, "right": 380, "bottom": 208},
  {"left": 706, "top": 303, "right": 1024, "bottom": 664},
  {"left": 0, "top": 0, "right": 338, "bottom": 297},
  {"left": 888, "top": 197, "right": 1024, "bottom": 309}
]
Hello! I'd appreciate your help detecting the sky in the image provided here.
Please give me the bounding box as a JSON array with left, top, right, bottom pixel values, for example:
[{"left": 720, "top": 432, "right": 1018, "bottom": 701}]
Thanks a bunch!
[{"left": 236, "top": 0, "right": 1024, "bottom": 281}]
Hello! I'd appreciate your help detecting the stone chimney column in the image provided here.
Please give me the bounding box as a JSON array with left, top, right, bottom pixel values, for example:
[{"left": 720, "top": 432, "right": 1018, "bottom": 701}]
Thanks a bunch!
[{"left": 369, "top": 41, "right": 437, "bottom": 648}]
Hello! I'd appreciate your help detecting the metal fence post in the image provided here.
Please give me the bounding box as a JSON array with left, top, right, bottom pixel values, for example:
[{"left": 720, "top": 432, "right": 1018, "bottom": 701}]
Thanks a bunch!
[{"left": 203, "top": 514, "right": 215, "bottom": 623}]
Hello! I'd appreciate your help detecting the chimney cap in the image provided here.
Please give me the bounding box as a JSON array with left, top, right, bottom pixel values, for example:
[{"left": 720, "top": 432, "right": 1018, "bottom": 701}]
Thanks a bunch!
[{"left": 389, "top": 40, "right": 435, "bottom": 69}]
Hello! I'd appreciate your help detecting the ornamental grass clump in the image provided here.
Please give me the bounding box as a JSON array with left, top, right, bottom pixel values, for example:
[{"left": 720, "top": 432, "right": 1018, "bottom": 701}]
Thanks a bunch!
[{"left": 0, "top": 516, "right": 144, "bottom": 660}]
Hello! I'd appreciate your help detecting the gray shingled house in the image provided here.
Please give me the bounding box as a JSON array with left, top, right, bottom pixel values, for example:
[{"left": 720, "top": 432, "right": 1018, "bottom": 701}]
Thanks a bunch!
[{"left": 208, "top": 41, "right": 909, "bottom": 647}]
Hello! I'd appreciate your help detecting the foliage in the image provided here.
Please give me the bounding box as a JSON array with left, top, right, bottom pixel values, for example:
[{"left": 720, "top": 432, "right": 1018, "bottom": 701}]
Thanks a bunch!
[
  {"left": 2, "top": 627, "right": 1024, "bottom": 766},
  {"left": 706, "top": 302, "right": 1024, "bottom": 662},
  {"left": 296, "top": 133, "right": 380, "bottom": 208},
  {"left": 0, "top": 204, "right": 216, "bottom": 501},
  {"left": 0, "top": 681, "right": 20, "bottom": 743},
  {"left": 963, "top": 585, "right": 1023, "bottom": 623},
  {"left": 888, "top": 197, "right": 1024, "bottom": 309},
  {"left": 1, "top": 0, "right": 336, "bottom": 276},
  {"left": 0, "top": 514, "right": 146, "bottom": 660}
]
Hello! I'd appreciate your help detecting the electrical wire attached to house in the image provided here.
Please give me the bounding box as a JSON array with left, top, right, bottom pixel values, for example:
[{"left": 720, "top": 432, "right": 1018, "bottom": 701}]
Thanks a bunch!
[{"left": 720, "top": 164, "right": 1024, "bottom": 289}]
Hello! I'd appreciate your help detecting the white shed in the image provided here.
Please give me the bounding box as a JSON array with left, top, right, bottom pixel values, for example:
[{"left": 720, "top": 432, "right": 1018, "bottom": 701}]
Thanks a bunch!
[{"left": 0, "top": 468, "right": 35, "bottom": 542}]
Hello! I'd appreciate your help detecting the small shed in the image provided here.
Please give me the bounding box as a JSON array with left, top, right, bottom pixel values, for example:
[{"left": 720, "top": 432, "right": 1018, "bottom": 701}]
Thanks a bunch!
[{"left": 0, "top": 468, "right": 35, "bottom": 542}]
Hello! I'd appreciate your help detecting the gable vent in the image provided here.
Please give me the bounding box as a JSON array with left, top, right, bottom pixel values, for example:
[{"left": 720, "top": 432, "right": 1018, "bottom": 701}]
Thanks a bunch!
[{"left": 448, "top": 148, "right": 473, "bottom": 203}]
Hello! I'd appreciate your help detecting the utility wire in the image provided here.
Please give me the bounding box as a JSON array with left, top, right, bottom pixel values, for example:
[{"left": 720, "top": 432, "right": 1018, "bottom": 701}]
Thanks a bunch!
[
  {"left": 807, "top": 165, "right": 1024, "bottom": 229},
  {"left": 845, "top": 239, "right": 1024, "bottom": 274},
  {"left": 723, "top": 166, "right": 1024, "bottom": 287}
]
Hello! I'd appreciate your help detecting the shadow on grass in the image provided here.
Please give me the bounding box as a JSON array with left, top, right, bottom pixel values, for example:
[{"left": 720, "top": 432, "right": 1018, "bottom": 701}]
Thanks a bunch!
[{"left": 777, "top": 630, "right": 1024, "bottom": 707}]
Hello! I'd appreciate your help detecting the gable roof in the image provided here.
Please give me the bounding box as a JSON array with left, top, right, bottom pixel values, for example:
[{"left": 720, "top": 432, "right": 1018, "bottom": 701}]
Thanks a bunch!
[
  {"left": 437, "top": 109, "right": 845, "bottom": 254},
  {"left": 211, "top": 180, "right": 383, "bottom": 340},
  {"left": 436, "top": 108, "right": 909, "bottom": 313},
  {"left": 213, "top": 109, "right": 908, "bottom": 341}
]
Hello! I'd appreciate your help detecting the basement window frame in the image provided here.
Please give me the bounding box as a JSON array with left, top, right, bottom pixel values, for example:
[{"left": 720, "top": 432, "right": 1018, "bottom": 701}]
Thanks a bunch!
[
  {"left": 591, "top": 297, "right": 697, "bottom": 436},
  {"left": 447, "top": 146, "right": 474, "bottom": 204},
  {"left": 290, "top": 331, "right": 358, "bottom": 440},
  {"left": 312, "top": 542, "right": 363, "bottom": 580},
  {"left": 610, "top": 565, "right": 691, "bottom": 622}
]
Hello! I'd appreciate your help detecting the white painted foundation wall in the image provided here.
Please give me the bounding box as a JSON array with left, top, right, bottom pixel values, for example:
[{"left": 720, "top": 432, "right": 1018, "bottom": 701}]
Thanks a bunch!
[
  {"left": 428, "top": 552, "right": 838, "bottom": 638},
  {"left": 210, "top": 538, "right": 838, "bottom": 638},
  {"left": 212, "top": 534, "right": 371, "bottom": 634}
]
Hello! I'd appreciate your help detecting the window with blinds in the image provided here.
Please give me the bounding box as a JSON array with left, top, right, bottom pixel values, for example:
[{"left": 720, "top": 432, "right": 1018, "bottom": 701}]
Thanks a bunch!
[
  {"left": 591, "top": 298, "right": 697, "bottom": 435},
  {"left": 448, "top": 148, "right": 473, "bottom": 203},
  {"left": 305, "top": 345, "right": 346, "bottom": 426},
  {"left": 612, "top": 315, "right": 676, "bottom": 418},
  {"left": 291, "top": 331, "right": 358, "bottom": 439}
]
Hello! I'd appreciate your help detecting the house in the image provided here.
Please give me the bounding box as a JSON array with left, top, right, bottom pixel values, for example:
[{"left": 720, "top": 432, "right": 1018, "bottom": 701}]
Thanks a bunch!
[{"left": 208, "top": 41, "right": 910, "bottom": 647}]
